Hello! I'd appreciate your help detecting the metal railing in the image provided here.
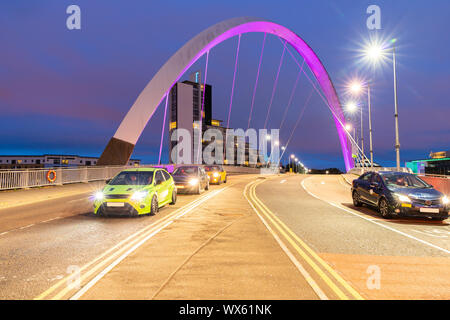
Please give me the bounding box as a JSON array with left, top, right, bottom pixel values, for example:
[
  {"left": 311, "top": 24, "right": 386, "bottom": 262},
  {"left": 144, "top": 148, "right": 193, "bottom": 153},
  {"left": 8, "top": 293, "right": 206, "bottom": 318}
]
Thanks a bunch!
[
  {"left": 0, "top": 165, "right": 159, "bottom": 191},
  {"left": 347, "top": 167, "right": 412, "bottom": 176}
]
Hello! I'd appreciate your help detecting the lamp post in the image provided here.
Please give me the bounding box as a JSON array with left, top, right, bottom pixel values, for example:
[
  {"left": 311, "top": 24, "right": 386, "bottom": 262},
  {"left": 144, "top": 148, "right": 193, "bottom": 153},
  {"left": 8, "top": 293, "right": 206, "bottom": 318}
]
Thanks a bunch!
[
  {"left": 348, "top": 81, "right": 374, "bottom": 168},
  {"left": 364, "top": 39, "right": 401, "bottom": 170},
  {"left": 392, "top": 40, "right": 401, "bottom": 170}
]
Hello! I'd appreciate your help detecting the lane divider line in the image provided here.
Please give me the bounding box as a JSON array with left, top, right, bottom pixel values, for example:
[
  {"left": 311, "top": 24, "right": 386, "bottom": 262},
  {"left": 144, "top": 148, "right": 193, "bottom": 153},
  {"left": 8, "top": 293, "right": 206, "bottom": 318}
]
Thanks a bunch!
[
  {"left": 37, "top": 185, "right": 231, "bottom": 300},
  {"left": 301, "top": 177, "right": 450, "bottom": 255},
  {"left": 248, "top": 180, "right": 354, "bottom": 300},
  {"left": 52, "top": 187, "right": 228, "bottom": 300},
  {"left": 70, "top": 220, "right": 174, "bottom": 300},
  {"left": 70, "top": 186, "right": 232, "bottom": 300},
  {"left": 243, "top": 182, "right": 328, "bottom": 300},
  {"left": 252, "top": 181, "right": 364, "bottom": 300}
]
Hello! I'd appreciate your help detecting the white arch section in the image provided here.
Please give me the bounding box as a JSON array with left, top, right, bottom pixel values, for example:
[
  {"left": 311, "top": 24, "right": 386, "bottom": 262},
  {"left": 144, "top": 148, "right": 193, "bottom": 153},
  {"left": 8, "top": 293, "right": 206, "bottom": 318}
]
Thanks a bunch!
[{"left": 98, "top": 17, "right": 354, "bottom": 171}]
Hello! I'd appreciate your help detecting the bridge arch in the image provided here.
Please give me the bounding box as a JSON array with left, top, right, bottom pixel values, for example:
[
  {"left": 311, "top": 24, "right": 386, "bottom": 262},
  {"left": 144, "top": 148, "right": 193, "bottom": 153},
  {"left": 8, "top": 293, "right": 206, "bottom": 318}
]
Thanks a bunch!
[{"left": 97, "top": 17, "right": 354, "bottom": 171}]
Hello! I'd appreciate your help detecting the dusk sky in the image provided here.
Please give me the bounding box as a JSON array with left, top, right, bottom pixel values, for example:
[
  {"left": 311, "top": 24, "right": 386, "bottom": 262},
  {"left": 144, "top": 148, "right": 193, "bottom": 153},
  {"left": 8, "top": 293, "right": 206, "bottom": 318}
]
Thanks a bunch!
[{"left": 1, "top": 0, "right": 449, "bottom": 170}]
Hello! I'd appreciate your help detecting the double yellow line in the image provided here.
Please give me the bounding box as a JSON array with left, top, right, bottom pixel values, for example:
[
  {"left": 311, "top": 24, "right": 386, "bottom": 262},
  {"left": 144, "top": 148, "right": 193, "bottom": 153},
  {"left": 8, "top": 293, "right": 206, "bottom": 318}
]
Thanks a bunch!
[
  {"left": 35, "top": 187, "right": 228, "bottom": 300},
  {"left": 245, "top": 179, "right": 364, "bottom": 300}
]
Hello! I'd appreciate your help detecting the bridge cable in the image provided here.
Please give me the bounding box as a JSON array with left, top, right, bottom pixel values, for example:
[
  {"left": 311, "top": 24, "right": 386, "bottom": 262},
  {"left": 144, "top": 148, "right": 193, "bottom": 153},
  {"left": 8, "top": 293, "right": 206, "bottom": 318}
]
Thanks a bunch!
[
  {"left": 196, "top": 50, "right": 210, "bottom": 164},
  {"left": 226, "top": 34, "right": 241, "bottom": 130},
  {"left": 277, "top": 87, "right": 314, "bottom": 165},
  {"left": 247, "top": 33, "right": 267, "bottom": 130},
  {"left": 280, "top": 38, "right": 370, "bottom": 165},
  {"left": 279, "top": 60, "right": 305, "bottom": 132},
  {"left": 158, "top": 93, "right": 169, "bottom": 165},
  {"left": 263, "top": 39, "right": 287, "bottom": 129}
]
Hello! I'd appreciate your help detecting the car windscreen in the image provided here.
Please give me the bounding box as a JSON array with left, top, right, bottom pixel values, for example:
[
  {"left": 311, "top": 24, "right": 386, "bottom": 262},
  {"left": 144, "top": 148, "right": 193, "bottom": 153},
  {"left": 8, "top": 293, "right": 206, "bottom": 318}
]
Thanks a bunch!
[
  {"left": 172, "top": 167, "right": 198, "bottom": 176},
  {"left": 204, "top": 165, "right": 221, "bottom": 172},
  {"left": 381, "top": 173, "right": 431, "bottom": 188},
  {"left": 109, "top": 171, "right": 153, "bottom": 185}
]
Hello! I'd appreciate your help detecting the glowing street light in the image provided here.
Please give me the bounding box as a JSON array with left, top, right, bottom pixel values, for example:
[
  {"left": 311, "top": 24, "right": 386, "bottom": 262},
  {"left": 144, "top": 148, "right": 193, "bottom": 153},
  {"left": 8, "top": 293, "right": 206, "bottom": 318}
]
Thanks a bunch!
[
  {"left": 362, "top": 38, "right": 401, "bottom": 170},
  {"left": 346, "top": 101, "right": 358, "bottom": 113},
  {"left": 345, "top": 123, "right": 352, "bottom": 131}
]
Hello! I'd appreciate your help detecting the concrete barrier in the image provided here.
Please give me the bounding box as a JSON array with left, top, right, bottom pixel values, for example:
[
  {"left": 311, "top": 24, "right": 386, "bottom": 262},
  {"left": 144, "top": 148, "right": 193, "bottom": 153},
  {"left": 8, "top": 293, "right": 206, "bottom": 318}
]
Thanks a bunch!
[{"left": 419, "top": 176, "right": 450, "bottom": 195}]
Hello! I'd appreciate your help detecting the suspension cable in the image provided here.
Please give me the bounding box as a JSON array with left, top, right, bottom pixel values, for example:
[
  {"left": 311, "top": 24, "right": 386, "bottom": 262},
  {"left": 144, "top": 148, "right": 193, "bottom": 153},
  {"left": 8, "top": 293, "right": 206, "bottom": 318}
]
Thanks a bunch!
[
  {"left": 280, "top": 37, "right": 370, "bottom": 165},
  {"left": 196, "top": 50, "right": 209, "bottom": 164},
  {"left": 158, "top": 93, "right": 169, "bottom": 165},
  {"left": 279, "top": 60, "right": 305, "bottom": 131},
  {"left": 277, "top": 87, "right": 314, "bottom": 166},
  {"left": 226, "top": 34, "right": 241, "bottom": 130},
  {"left": 263, "top": 39, "right": 287, "bottom": 129},
  {"left": 247, "top": 33, "right": 266, "bottom": 130}
]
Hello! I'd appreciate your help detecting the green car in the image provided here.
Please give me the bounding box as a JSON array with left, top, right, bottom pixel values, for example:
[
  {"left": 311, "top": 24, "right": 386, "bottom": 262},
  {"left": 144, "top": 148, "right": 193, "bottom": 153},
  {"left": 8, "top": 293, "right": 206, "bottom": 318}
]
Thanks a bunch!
[{"left": 93, "top": 168, "right": 176, "bottom": 216}]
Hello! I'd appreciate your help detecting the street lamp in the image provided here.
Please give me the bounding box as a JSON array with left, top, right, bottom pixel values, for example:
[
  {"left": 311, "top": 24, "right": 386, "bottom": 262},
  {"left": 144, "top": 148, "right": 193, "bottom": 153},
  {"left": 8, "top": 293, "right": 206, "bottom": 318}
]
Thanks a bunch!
[
  {"left": 364, "top": 39, "right": 401, "bottom": 170},
  {"left": 290, "top": 154, "right": 295, "bottom": 172},
  {"left": 347, "top": 80, "right": 374, "bottom": 168}
]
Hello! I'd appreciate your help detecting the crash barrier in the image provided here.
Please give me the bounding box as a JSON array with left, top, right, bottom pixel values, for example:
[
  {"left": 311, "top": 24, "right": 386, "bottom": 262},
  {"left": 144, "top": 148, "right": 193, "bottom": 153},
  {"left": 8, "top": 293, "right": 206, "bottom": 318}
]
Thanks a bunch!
[
  {"left": 347, "top": 167, "right": 411, "bottom": 176},
  {"left": 0, "top": 164, "right": 260, "bottom": 191},
  {"left": 419, "top": 175, "right": 450, "bottom": 195}
]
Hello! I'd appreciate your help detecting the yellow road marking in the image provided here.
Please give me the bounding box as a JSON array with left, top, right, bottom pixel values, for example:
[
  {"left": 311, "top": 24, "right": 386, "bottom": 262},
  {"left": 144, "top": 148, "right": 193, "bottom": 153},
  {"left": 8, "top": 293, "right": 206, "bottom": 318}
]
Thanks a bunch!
[
  {"left": 247, "top": 178, "right": 364, "bottom": 300},
  {"left": 35, "top": 187, "right": 228, "bottom": 300}
]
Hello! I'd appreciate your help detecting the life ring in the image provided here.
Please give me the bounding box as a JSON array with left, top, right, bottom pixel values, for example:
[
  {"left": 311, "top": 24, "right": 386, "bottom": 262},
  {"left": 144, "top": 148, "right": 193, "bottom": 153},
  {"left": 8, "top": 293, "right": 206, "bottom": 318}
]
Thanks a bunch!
[{"left": 46, "top": 170, "right": 57, "bottom": 183}]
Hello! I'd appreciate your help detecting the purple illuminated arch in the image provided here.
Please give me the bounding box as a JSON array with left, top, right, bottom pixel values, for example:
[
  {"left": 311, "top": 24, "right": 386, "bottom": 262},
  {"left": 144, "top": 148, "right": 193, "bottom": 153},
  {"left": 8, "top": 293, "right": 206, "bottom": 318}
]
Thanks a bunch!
[{"left": 97, "top": 17, "right": 354, "bottom": 171}]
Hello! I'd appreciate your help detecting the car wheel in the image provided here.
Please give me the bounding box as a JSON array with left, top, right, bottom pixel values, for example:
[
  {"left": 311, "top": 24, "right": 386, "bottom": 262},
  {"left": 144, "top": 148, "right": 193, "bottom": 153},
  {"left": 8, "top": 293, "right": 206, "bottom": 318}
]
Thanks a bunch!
[
  {"left": 205, "top": 181, "right": 210, "bottom": 190},
  {"left": 170, "top": 190, "right": 177, "bottom": 205},
  {"left": 196, "top": 183, "right": 202, "bottom": 194},
  {"left": 352, "top": 191, "right": 362, "bottom": 207},
  {"left": 379, "top": 198, "right": 392, "bottom": 219},
  {"left": 224, "top": 176, "right": 227, "bottom": 183},
  {"left": 149, "top": 195, "right": 158, "bottom": 216}
]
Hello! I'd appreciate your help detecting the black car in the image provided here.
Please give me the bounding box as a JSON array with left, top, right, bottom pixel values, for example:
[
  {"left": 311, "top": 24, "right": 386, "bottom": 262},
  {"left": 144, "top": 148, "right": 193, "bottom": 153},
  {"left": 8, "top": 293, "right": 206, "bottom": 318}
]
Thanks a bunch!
[
  {"left": 351, "top": 171, "right": 449, "bottom": 221},
  {"left": 172, "top": 165, "right": 209, "bottom": 194}
]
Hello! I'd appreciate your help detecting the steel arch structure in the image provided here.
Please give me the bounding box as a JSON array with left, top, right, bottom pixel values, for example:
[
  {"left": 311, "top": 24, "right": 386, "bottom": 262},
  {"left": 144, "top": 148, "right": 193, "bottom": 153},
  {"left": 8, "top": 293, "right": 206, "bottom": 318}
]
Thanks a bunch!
[{"left": 97, "top": 17, "right": 354, "bottom": 171}]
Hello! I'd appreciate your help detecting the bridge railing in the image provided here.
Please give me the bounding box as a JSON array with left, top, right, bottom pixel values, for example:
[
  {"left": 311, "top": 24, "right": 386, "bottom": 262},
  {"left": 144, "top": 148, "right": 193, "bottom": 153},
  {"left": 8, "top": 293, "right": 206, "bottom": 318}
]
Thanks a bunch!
[
  {"left": 0, "top": 164, "right": 262, "bottom": 191},
  {"left": 347, "top": 167, "right": 412, "bottom": 176},
  {"left": 0, "top": 165, "right": 159, "bottom": 191}
]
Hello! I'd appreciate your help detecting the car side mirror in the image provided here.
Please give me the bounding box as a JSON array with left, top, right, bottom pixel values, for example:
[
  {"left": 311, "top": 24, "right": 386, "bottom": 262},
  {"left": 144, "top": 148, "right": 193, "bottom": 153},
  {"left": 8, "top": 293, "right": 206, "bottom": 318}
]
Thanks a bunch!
[
  {"left": 371, "top": 181, "right": 380, "bottom": 188},
  {"left": 155, "top": 179, "right": 162, "bottom": 185},
  {"left": 105, "top": 179, "right": 111, "bottom": 184}
]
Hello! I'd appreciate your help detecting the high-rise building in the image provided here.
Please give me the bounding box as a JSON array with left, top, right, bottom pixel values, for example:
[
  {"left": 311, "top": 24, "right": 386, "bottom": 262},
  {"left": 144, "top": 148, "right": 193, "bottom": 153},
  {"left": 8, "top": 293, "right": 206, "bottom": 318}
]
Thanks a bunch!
[
  {"left": 169, "top": 71, "right": 258, "bottom": 166},
  {"left": 169, "top": 71, "right": 211, "bottom": 164}
]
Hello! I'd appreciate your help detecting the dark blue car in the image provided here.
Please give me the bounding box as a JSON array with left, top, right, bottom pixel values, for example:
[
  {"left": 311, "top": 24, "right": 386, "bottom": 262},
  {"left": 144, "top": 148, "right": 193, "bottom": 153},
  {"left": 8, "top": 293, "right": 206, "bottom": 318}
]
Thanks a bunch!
[{"left": 351, "top": 171, "right": 449, "bottom": 221}]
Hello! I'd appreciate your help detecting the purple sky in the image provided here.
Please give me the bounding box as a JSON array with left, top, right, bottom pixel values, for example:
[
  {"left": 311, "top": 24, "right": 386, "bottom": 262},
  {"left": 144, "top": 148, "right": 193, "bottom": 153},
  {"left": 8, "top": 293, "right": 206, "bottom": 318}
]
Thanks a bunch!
[{"left": 1, "top": 0, "right": 449, "bottom": 170}]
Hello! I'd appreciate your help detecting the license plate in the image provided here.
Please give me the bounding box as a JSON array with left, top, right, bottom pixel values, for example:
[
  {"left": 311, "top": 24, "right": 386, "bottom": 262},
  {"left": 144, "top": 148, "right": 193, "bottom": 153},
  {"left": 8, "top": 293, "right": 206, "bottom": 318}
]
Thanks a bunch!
[
  {"left": 107, "top": 202, "right": 125, "bottom": 207},
  {"left": 401, "top": 203, "right": 412, "bottom": 208},
  {"left": 420, "top": 208, "right": 439, "bottom": 213},
  {"left": 176, "top": 185, "right": 185, "bottom": 189}
]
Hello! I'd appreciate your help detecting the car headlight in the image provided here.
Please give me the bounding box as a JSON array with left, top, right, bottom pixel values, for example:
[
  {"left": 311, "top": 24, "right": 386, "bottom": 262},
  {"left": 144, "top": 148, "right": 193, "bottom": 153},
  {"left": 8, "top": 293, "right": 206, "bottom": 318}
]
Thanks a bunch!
[
  {"left": 395, "top": 194, "right": 411, "bottom": 203},
  {"left": 442, "top": 196, "right": 449, "bottom": 205},
  {"left": 94, "top": 191, "right": 104, "bottom": 201},
  {"left": 213, "top": 172, "right": 219, "bottom": 178},
  {"left": 130, "top": 191, "right": 148, "bottom": 201},
  {"left": 188, "top": 178, "right": 199, "bottom": 186}
]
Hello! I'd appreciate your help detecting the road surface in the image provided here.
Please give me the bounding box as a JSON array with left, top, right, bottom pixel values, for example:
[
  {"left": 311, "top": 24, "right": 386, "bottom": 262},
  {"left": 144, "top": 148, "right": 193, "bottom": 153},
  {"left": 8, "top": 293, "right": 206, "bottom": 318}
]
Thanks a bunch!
[{"left": 0, "top": 174, "right": 448, "bottom": 299}]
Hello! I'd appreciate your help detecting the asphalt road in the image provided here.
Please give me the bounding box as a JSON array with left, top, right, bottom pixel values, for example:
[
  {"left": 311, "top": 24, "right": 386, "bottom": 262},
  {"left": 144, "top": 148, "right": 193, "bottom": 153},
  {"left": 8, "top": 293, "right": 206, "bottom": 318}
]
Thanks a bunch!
[
  {"left": 1, "top": 174, "right": 448, "bottom": 299},
  {"left": 255, "top": 174, "right": 450, "bottom": 299},
  {"left": 0, "top": 180, "right": 235, "bottom": 299}
]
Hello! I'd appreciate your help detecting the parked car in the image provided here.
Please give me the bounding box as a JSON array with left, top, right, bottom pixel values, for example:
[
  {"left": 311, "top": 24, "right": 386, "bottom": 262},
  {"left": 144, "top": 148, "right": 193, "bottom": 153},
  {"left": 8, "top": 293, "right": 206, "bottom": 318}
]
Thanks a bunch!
[
  {"left": 172, "top": 165, "right": 209, "bottom": 194},
  {"left": 351, "top": 171, "right": 449, "bottom": 221},
  {"left": 93, "top": 168, "right": 176, "bottom": 217},
  {"left": 204, "top": 165, "right": 227, "bottom": 184}
]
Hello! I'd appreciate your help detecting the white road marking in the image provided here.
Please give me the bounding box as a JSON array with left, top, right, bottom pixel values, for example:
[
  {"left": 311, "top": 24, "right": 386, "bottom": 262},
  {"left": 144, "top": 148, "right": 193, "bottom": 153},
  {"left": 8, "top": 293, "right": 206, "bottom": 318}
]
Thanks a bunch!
[
  {"left": 19, "top": 224, "right": 34, "bottom": 230},
  {"left": 69, "top": 186, "right": 230, "bottom": 300},
  {"left": 280, "top": 180, "right": 287, "bottom": 184},
  {"left": 41, "top": 217, "right": 62, "bottom": 223},
  {"left": 301, "top": 178, "right": 450, "bottom": 255}
]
